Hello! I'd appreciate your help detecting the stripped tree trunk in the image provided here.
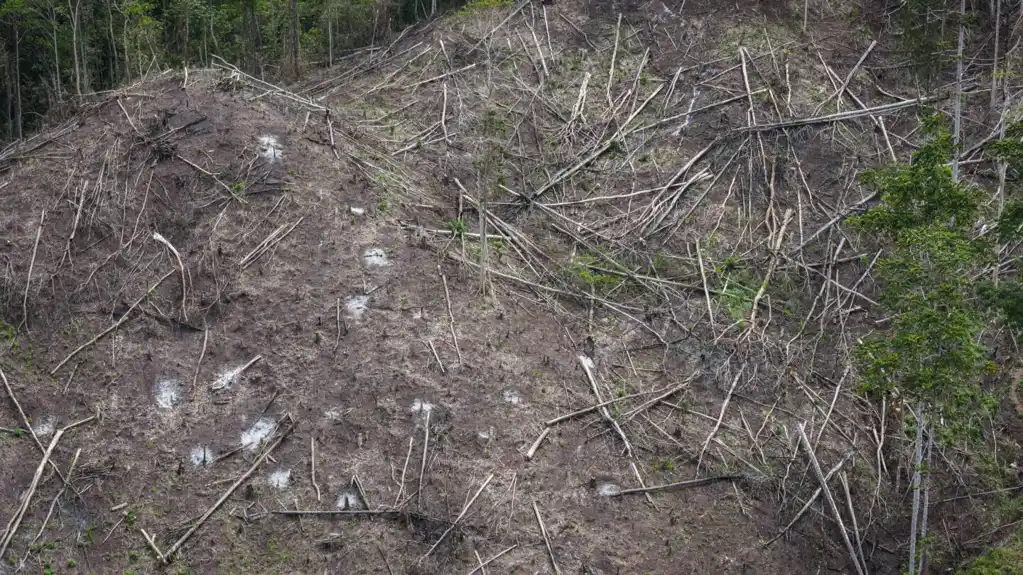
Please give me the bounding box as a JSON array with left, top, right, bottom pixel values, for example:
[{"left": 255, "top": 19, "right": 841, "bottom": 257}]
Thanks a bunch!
[
  {"left": 291, "top": 0, "right": 300, "bottom": 79},
  {"left": 14, "top": 22, "right": 23, "bottom": 139}
]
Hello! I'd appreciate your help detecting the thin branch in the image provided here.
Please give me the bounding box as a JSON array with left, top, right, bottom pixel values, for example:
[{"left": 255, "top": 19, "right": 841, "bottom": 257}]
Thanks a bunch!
[
  {"left": 608, "top": 475, "right": 739, "bottom": 497},
  {"left": 421, "top": 474, "right": 494, "bottom": 561},
  {"left": 161, "top": 418, "right": 295, "bottom": 561},
  {"left": 19, "top": 210, "right": 44, "bottom": 331},
  {"left": 51, "top": 269, "right": 176, "bottom": 375}
]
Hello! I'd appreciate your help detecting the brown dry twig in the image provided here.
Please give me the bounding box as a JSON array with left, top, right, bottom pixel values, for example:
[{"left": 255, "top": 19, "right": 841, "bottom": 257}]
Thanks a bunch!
[
  {"left": 797, "top": 423, "right": 865, "bottom": 575},
  {"left": 239, "top": 217, "right": 305, "bottom": 269},
  {"left": 0, "top": 429, "right": 66, "bottom": 558},
  {"left": 421, "top": 473, "right": 495, "bottom": 561},
  {"left": 608, "top": 475, "right": 740, "bottom": 497},
  {"left": 532, "top": 501, "right": 562, "bottom": 575},
  {"left": 19, "top": 210, "right": 44, "bottom": 331},
  {"left": 153, "top": 232, "right": 189, "bottom": 320},
  {"left": 51, "top": 269, "right": 176, "bottom": 375},
  {"left": 311, "top": 436, "right": 322, "bottom": 502},
  {"left": 440, "top": 269, "right": 463, "bottom": 364},
  {"left": 467, "top": 544, "right": 518, "bottom": 575},
  {"left": 161, "top": 416, "right": 295, "bottom": 562},
  {"left": 190, "top": 326, "right": 209, "bottom": 392},
  {"left": 695, "top": 365, "right": 744, "bottom": 475}
]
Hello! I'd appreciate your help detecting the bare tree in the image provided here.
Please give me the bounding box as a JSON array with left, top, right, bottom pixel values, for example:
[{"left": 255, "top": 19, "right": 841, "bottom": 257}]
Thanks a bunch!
[
  {"left": 14, "top": 24, "right": 22, "bottom": 139},
  {"left": 69, "top": 0, "right": 82, "bottom": 96},
  {"left": 952, "top": 0, "right": 966, "bottom": 182},
  {"left": 105, "top": 0, "right": 119, "bottom": 84},
  {"left": 291, "top": 0, "right": 300, "bottom": 79},
  {"left": 991, "top": 0, "right": 1002, "bottom": 115}
]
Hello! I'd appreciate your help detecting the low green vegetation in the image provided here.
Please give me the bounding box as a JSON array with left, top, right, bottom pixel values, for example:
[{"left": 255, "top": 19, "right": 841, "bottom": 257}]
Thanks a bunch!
[
  {"left": 958, "top": 531, "right": 1023, "bottom": 574},
  {"left": 456, "top": 0, "right": 513, "bottom": 15},
  {"left": 852, "top": 117, "right": 1023, "bottom": 440},
  {"left": 852, "top": 116, "right": 1023, "bottom": 569},
  {"left": 566, "top": 253, "right": 625, "bottom": 295},
  {"left": 447, "top": 218, "right": 469, "bottom": 238}
]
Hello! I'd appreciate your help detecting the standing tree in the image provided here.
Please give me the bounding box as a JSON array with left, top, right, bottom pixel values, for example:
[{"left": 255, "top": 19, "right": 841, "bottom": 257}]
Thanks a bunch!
[
  {"left": 851, "top": 116, "right": 1023, "bottom": 573},
  {"left": 290, "top": 0, "right": 299, "bottom": 78},
  {"left": 1, "top": 0, "right": 26, "bottom": 139}
]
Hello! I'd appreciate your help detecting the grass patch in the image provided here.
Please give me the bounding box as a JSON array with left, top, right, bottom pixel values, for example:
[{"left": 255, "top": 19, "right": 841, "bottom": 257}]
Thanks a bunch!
[
  {"left": 457, "top": 0, "right": 514, "bottom": 16},
  {"left": 715, "top": 23, "right": 796, "bottom": 58},
  {"left": 565, "top": 254, "right": 626, "bottom": 295},
  {"left": 447, "top": 218, "right": 469, "bottom": 237},
  {"left": 958, "top": 530, "right": 1023, "bottom": 574}
]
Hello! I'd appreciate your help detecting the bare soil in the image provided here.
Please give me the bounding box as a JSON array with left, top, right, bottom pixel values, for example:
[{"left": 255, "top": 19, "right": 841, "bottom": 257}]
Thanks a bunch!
[{"left": 3, "top": 0, "right": 1019, "bottom": 574}]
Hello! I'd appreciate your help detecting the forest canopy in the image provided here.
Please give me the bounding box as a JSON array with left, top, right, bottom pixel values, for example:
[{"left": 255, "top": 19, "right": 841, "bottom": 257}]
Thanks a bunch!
[{"left": 0, "top": 0, "right": 476, "bottom": 140}]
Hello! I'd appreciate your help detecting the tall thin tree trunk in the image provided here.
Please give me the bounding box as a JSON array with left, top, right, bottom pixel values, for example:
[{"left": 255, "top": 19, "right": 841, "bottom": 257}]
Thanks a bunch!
[
  {"left": 107, "top": 0, "right": 119, "bottom": 85},
  {"left": 327, "top": 12, "right": 333, "bottom": 67},
  {"left": 182, "top": 1, "right": 190, "bottom": 65},
  {"left": 291, "top": 0, "right": 300, "bottom": 78},
  {"left": 907, "top": 408, "right": 925, "bottom": 575},
  {"left": 70, "top": 0, "right": 82, "bottom": 96},
  {"left": 75, "top": 0, "right": 90, "bottom": 93},
  {"left": 13, "top": 23, "right": 23, "bottom": 139},
  {"left": 122, "top": 13, "right": 131, "bottom": 84},
  {"left": 209, "top": 0, "right": 220, "bottom": 57},
  {"left": 4, "top": 60, "right": 12, "bottom": 140},
  {"left": 373, "top": 5, "right": 378, "bottom": 47},
  {"left": 917, "top": 431, "right": 934, "bottom": 575},
  {"left": 51, "top": 11, "right": 62, "bottom": 102},
  {"left": 991, "top": 0, "right": 1002, "bottom": 115},
  {"left": 952, "top": 0, "right": 966, "bottom": 181}
]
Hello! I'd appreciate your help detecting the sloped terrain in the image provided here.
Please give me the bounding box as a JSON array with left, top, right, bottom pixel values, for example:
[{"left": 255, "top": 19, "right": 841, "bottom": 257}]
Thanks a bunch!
[{"left": 1, "top": 0, "right": 1020, "bottom": 574}]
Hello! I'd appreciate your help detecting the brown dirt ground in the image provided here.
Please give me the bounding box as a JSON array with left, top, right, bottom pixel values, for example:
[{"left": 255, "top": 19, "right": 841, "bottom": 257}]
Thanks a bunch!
[{"left": 2, "top": 0, "right": 1019, "bottom": 574}]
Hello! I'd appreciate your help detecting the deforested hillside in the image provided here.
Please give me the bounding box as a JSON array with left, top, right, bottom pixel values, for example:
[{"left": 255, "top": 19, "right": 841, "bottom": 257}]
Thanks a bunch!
[{"left": 2, "top": 0, "right": 1023, "bottom": 573}]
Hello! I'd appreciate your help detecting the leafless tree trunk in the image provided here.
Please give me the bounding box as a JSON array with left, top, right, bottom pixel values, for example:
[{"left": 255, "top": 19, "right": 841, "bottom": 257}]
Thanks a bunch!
[
  {"left": 907, "top": 408, "right": 925, "bottom": 575},
  {"left": 208, "top": 0, "right": 220, "bottom": 58},
  {"left": 106, "top": 0, "right": 119, "bottom": 85},
  {"left": 291, "top": 0, "right": 300, "bottom": 79},
  {"left": 48, "top": 7, "right": 62, "bottom": 102},
  {"left": 992, "top": 0, "right": 1002, "bottom": 115},
  {"left": 122, "top": 9, "right": 131, "bottom": 83},
  {"left": 13, "top": 22, "right": 23, "bottom": 140},
  {"left": 917, "top": 431, "right": 934, "bottom": 575},
  {"left": 69, "top": 0, "right": 82, "bottom": 96},
  {"left": 952, "top": 0, "right": 966, "bottom": 182},
  {"left": 327, "top": 12, "right": 333, "bottom": 67},
  {"left": 182, "top": 1, "right": 190, "bottom": 65},
  {"left": 3, "top": 58, "right": 11, "bottom": 140}
]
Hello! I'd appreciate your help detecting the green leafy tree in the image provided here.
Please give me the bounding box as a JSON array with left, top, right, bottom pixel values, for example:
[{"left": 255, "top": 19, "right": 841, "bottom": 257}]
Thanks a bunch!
[{"left": 852, "top": 117, "right": 998, "bottom": 440}]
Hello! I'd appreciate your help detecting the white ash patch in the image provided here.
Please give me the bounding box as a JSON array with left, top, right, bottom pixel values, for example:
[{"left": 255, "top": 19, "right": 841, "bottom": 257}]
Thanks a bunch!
[
  {"left": 267, "top": 469, "right": 292, "bottom": 490},
  {"left": 597, "top": 482, "right": 621, "bottom": 497},
  {"left": 345, "top": 295, "right": 370, "bottom": 320},
  {"left": 258, "top": 135, "right": 283, "bottom": 162},
  {"left": 154, "top": 378, "right": 182, "bottom": 410},
  {"left": 363, "top": 248, "right": 391, "bottom": 267},
  {"left": 336, "top": 488, "right": 366, "bottom": 511},
  {"left": 190, "top": 445, "right": 213, "bottom": 468},
  {"left": 580, "top": 355, "right": 595, "bottom": 370},
  {"left": 477, "top": 427, "right": 494, "bottom": 441},
  {"left": 350, "top": 206, "right": 365, "bottom": 216},
  {"left": 324, "top": 406, "right": 346, "bottom": 421},
  {"left": 410, "top": 399, "right": 435, "bottom": 418},
  {"left": 241, "top": 418, "right": 277, "bottom": 451},
  {"left": 502, "top": 389, "right": 523, "bottom": 405},
  {"left": 212, "top": 364, "right": 246, "bottom": 391},
  {"left": 34, "top": 416, "right": 55, "bottom": 438}
]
